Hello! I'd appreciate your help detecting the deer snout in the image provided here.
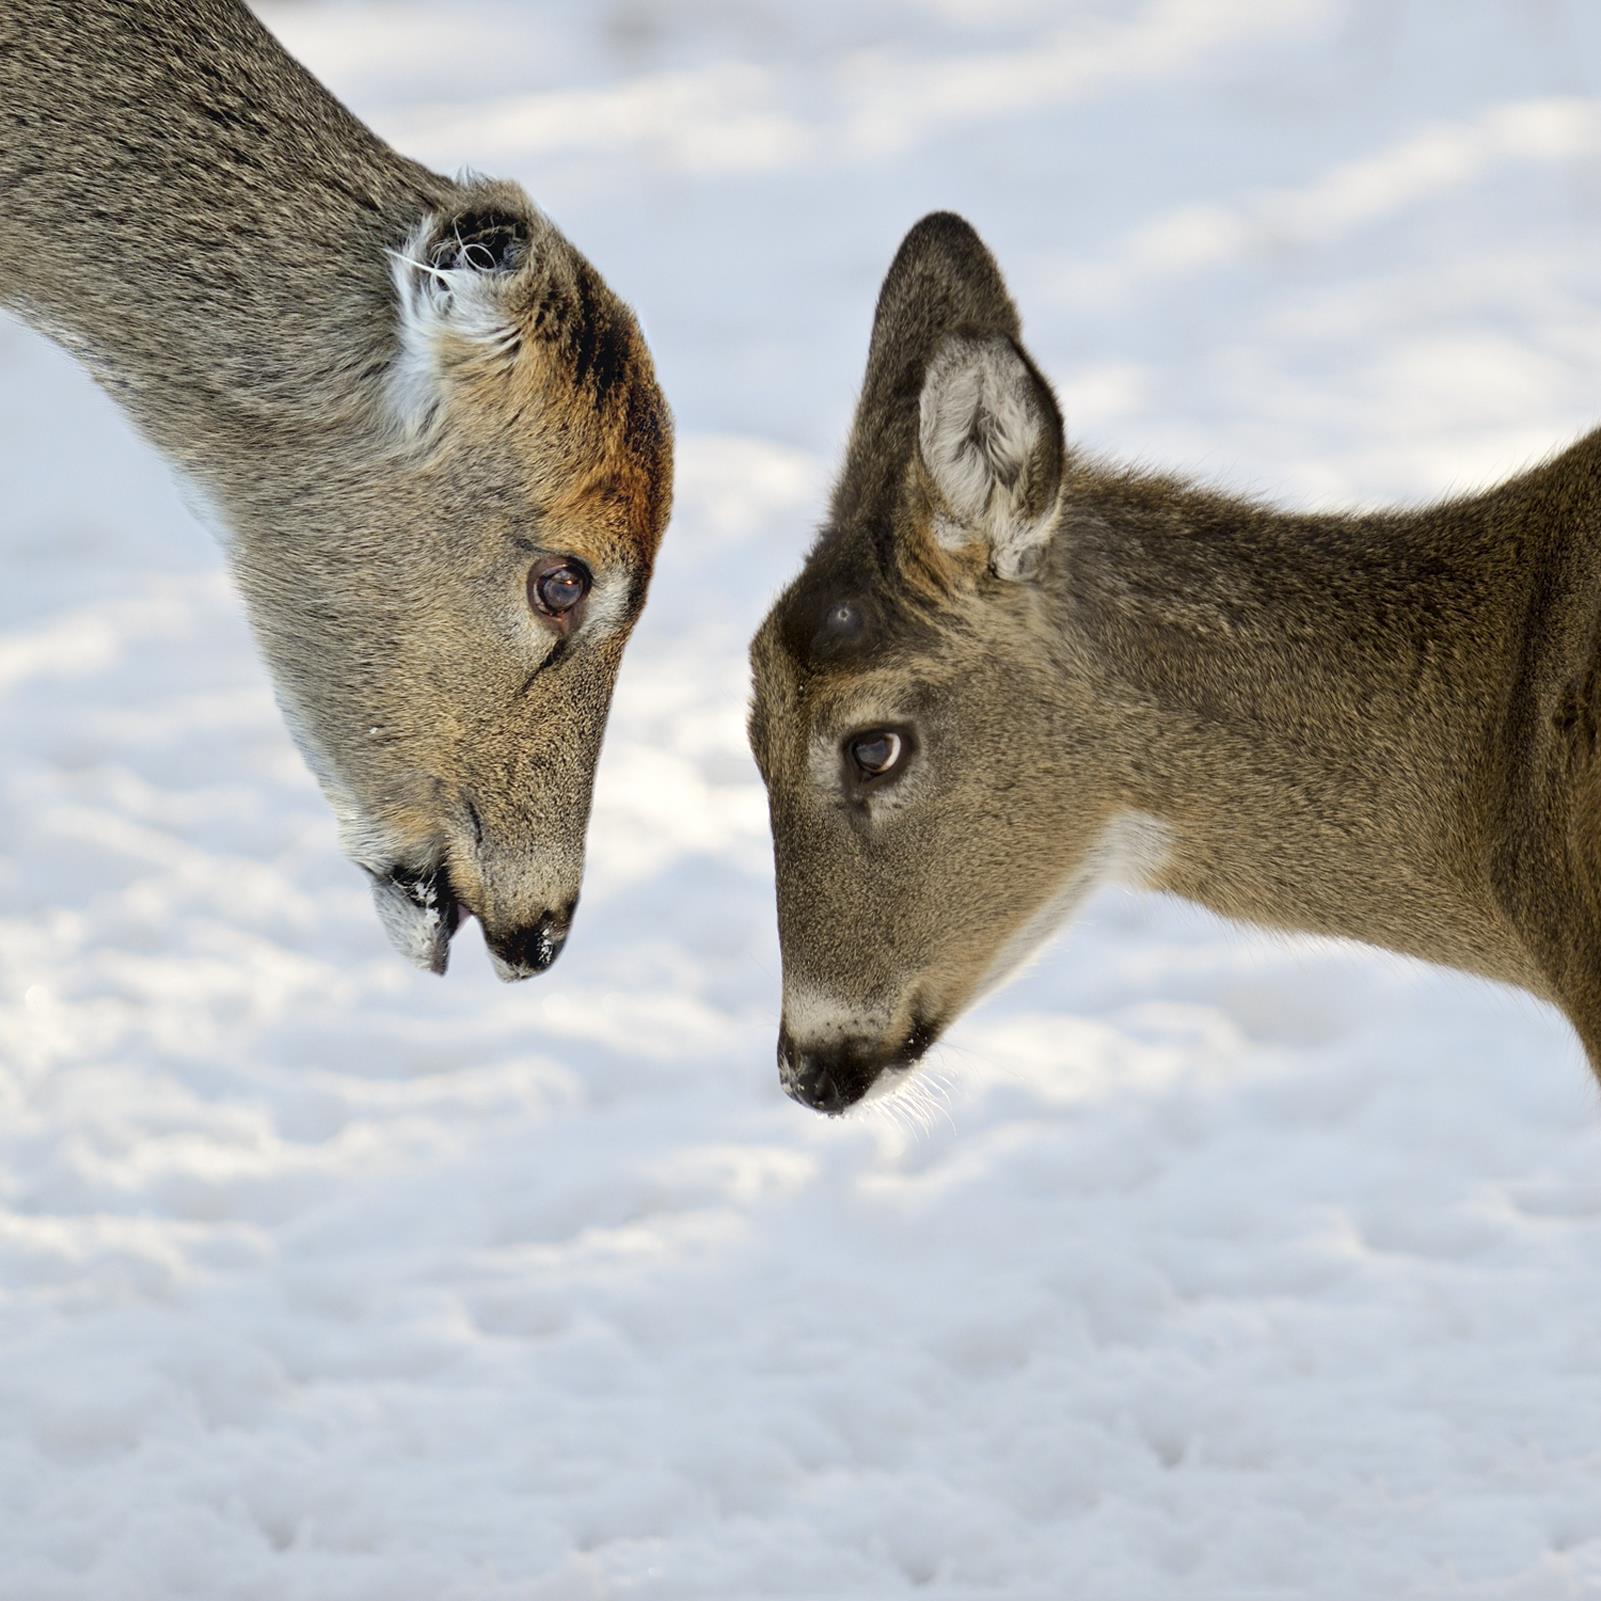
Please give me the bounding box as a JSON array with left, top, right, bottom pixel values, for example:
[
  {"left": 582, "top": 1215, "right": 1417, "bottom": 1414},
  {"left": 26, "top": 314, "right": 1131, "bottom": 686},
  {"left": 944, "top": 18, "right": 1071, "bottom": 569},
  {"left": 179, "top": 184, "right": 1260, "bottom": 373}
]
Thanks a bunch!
[
  {"left": 776, "top": 1021, "right": 937, "bottom": 1116},
  {"left": 482, "top": 903, "right": 575, "bottom": 983}
]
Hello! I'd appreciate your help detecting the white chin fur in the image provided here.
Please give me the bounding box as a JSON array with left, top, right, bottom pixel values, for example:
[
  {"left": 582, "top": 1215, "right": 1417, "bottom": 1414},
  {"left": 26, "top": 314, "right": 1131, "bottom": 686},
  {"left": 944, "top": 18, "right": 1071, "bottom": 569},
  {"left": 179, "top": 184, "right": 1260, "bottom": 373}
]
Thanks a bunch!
[{"left": 369, "top": 873, "right": 452, "bottom": 975}]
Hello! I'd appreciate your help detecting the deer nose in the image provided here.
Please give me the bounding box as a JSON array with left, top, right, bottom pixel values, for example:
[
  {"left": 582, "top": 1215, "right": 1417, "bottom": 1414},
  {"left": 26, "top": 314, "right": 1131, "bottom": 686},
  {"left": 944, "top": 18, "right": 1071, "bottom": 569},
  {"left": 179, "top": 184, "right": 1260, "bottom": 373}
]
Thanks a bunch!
[
  {"left": 776, "top": 1029, "right": 883, "bottom": 1115},
  {"left": 484, "top": 905, "right": 573, "bottom": 982}
]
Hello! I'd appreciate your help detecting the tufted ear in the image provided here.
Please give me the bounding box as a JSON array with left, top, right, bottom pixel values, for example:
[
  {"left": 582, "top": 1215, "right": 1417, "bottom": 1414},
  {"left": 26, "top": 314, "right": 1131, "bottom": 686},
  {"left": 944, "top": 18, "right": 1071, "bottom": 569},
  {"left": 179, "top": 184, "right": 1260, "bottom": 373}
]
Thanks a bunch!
[
  {"left": 830, "top": 214, "right": 1066, "bottom": 583},
  {"left": 386, "top": 191, "right": 534, "bottom": 435},
  {"left": 917, "top": 332, "right": 1064, "bottom": 582}
]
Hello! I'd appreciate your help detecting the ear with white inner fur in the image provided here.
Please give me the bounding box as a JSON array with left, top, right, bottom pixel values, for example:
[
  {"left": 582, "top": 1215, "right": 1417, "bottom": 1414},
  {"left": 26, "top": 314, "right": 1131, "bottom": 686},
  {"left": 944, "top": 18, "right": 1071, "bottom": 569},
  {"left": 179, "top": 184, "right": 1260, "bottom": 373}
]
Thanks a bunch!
[
  {"left": 387, "top": 205, "right": 530, "bottom": 435},
  {"left": 917, "top": 333, "right": 1065, "bottom": 581}
]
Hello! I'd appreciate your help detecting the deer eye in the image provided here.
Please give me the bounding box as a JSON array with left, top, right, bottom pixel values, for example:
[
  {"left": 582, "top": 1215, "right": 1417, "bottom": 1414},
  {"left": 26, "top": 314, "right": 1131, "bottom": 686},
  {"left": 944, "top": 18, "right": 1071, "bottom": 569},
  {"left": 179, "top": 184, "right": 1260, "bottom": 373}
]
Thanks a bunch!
[
  {"left": 846, "top": 728, "right": 911, "bottom": 784},
  {"left": 529, "top": 559, "right": 591, "bottom": 621}
]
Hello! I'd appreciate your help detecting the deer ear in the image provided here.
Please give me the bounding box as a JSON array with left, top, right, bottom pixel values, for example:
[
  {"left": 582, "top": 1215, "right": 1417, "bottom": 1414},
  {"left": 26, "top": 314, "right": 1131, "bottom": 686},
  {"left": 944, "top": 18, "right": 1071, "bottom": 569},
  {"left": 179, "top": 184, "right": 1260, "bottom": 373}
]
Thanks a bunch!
[
  {"left": 831, "top": 214, "right": 1062, "bottom": 578},
  {"left": 387, "top": 194, "right": 533, "bottom": 434},
  {"left": 425, "top": 208, "right": 529, "bottom": 277},
  {"left": 918, "top": 333, "right": 1064, "bottom": 582},
  {"left": 855, "top": 213, "right": 1020, "bottom": 426}
]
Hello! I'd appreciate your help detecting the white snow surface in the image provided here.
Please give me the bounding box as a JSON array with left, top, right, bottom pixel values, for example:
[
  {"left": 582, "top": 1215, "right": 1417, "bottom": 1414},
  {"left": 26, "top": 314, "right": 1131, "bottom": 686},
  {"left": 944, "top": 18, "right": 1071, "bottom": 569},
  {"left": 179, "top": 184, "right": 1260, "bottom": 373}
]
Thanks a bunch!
[{"left": 5, "top": 2, "right": 1601, "bottom": 1596}]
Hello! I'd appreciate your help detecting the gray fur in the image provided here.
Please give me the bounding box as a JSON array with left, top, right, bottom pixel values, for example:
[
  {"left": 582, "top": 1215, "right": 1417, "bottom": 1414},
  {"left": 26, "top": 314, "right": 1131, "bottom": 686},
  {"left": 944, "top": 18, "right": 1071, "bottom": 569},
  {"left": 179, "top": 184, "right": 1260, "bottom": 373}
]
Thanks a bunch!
[{"left": 0, "top": 0, "right": 673, "bottom": 976}]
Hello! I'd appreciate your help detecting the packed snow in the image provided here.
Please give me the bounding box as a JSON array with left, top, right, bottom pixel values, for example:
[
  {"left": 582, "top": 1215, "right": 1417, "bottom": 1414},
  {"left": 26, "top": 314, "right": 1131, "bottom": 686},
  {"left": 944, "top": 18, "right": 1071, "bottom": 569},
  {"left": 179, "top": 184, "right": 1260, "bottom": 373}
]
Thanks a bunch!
[{"left": 4, "top": 1, "right": 1601, "bottom": 1595}]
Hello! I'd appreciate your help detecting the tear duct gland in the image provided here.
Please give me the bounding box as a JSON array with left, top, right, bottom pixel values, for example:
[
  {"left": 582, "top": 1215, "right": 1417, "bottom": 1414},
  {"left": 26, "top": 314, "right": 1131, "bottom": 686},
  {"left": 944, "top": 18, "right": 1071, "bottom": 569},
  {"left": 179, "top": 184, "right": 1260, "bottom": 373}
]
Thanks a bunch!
[{"left": 750, "top": 209, "right": 1601, "bottom": 1113}]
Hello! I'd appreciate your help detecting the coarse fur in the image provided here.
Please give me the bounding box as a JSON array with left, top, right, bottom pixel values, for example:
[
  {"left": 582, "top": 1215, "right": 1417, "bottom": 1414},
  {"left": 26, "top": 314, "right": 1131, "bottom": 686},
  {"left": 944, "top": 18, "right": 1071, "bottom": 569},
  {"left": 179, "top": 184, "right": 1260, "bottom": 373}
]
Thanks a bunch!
[
  {"left": 749, "top": 210, "right": 1601, "bottom": 1114},
  {"left": 0, "top": 0, "right": 673, "bottom": 977}
]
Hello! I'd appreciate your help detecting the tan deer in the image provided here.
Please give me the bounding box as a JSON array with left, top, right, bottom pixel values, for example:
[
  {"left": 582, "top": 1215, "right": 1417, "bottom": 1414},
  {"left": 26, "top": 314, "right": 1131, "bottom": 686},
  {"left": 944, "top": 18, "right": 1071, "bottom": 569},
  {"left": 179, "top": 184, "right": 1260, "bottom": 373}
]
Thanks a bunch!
[
  {"left": 0, "top": 0, "right": 672, "bottom": 979},
  {"left": 749, "top": 210, "right": 1601, "bottom": 1114}
]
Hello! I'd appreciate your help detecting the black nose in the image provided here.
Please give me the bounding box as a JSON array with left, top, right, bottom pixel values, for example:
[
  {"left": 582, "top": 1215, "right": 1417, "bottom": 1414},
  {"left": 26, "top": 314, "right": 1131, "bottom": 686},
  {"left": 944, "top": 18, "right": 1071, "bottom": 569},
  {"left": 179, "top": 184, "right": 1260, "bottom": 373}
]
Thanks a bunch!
[
  {"left": 485, "top": 906, "right": 572, "bottom": 981},
  {"left": 776, "top": 1030, "right": 885, "bottom": 1115}
]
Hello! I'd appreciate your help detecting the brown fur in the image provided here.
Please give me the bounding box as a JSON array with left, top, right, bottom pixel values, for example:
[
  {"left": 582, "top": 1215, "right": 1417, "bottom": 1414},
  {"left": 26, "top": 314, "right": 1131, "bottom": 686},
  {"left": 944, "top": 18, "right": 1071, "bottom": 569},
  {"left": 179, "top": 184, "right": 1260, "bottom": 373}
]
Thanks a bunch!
[
  {"left": 750, "top": 211, "right": 1601, "bottom": 1113},
  {"left": 0, "top": 0, "right": 672, "bottom": 977}
]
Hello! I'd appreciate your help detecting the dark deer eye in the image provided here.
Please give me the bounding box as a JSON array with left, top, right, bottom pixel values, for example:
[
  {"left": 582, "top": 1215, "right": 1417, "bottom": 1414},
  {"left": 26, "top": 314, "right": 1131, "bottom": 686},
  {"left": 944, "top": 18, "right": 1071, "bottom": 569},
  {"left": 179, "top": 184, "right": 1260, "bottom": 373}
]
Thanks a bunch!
[
  {"left": 529, "top": 560, "right": 591, "bottom": 620},
  {"left": 846, "top": 728, "right": 910, "bottom": 784}
]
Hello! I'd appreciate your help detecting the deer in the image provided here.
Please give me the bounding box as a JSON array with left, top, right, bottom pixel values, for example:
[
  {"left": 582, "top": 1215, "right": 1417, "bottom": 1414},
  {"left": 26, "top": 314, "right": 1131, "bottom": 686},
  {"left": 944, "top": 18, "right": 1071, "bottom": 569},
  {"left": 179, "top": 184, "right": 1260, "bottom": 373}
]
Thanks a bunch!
[
  {"left": 748, "top": 210, "right": 1601, "bottom": 1115},
  {"left": 0, "top": 0, "right": 673, "bottom": 980}
]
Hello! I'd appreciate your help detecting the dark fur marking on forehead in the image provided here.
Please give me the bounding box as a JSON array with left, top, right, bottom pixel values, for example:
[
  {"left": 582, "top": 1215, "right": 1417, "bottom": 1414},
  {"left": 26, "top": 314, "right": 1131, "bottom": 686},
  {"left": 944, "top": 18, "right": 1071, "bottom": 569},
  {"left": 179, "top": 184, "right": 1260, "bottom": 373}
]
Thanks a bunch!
[
  {"left": 527, "top": 288, "right": 562, "bottom": 339},
  {"left": 568, "top": 258, "right": 634, "bottom": 408},
  {"left": 817, "top": 598, "right": 867, "bottom": 648},
  {"left": 801, "top": 592, "right": 879, "bottom": 667},
  {"left": 616, "top": 363, "right": 674, "bottom": 558},
  {"left": 774, "top": 536, "right": 933, "bottom": 675},
  {"left": 623, "top": 360, "right": 670, "bottom": 459}
]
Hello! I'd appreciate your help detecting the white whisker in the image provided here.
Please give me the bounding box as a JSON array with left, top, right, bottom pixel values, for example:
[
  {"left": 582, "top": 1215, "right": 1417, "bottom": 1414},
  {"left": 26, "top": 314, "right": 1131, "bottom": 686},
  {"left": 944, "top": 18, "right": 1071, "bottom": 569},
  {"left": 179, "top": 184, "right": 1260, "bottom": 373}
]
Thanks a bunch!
[{"left": 385, "top": 248, "right": 451, "bottom": 286}]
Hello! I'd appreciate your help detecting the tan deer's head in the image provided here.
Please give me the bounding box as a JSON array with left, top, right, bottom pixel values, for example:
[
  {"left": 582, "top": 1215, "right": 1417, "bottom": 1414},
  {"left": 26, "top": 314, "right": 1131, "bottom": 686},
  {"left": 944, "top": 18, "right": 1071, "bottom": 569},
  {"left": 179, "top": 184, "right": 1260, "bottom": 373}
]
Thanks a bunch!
[
  {"left": 749, "top": 213, "right": 1169, "bottom": 1112},
  {"left": 225, "top": 180, "right": 673, "bottom": 979}
]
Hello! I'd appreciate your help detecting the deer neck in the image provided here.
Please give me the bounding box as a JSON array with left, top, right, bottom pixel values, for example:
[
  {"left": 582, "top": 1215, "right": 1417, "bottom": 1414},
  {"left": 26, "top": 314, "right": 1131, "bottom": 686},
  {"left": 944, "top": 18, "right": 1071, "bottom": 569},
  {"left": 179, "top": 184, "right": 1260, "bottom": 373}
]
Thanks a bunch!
[
  {"left": 0, "top": 1, "right": 449, "bottom": 486},
  {"left": 1054, "top": 460, "right": 1552, "bottom": 988}
]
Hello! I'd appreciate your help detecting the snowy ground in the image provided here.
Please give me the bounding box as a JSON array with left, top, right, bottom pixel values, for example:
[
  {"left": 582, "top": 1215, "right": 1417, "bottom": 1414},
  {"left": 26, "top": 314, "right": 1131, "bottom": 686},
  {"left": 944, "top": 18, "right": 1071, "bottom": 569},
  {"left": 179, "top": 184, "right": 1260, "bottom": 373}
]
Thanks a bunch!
[{"left": 5, "top": 1, "right": 1601, "bottom": 1595}]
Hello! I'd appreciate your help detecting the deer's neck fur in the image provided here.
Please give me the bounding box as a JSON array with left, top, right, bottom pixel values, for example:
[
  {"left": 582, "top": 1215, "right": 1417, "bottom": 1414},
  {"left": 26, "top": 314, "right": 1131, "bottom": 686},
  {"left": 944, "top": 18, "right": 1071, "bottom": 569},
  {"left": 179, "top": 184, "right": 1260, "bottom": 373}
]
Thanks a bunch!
[
  {"left": 1053, "top": 436, "right": 1601, "bottom": 998},
  {"left": 0, "top": 0, "right": 449, "bottom": 486}
]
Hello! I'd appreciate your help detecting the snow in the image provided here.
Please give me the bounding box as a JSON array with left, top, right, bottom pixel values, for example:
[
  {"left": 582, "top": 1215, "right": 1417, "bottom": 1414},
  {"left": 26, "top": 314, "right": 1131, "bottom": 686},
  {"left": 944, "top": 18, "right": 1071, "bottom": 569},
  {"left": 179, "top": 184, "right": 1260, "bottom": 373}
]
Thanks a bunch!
[{"left": 4, "top": 1, "right": 1601, "bottom": 1595}]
